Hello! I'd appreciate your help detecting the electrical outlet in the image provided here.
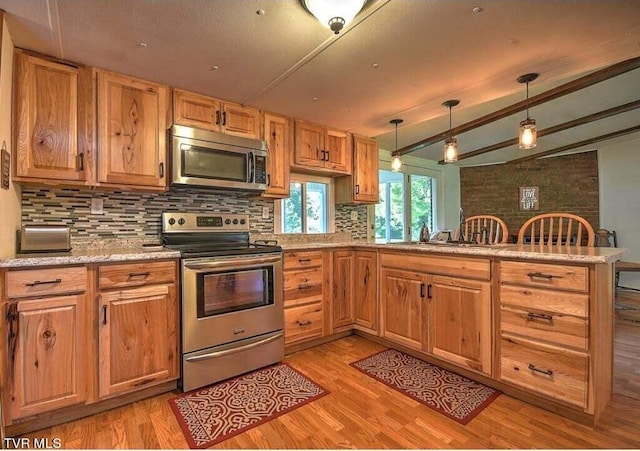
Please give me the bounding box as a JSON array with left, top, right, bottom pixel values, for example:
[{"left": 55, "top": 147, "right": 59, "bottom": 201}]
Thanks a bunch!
[
  {"left": 351, "top": 211, "right": 358, "bottom": 221},
  {"left": 262, "top": 206, "right": 270, "bottom": 219},
  {"left": 91, "top": 198, "right": 104, "bottom": 214}
]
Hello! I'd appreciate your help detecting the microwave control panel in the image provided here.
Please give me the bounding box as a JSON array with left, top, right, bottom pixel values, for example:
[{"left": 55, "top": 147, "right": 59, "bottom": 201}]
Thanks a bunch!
[{"left": 254, "top": 155, "right": 267, "bottom": 184}]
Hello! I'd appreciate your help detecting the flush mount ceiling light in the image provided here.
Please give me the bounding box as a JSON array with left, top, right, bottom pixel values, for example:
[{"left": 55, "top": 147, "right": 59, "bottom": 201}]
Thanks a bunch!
[
  {"left": 390, "top": 119, "right": 403, "bottom": 172},
  {"left": 517, "top": 72, "right": 539, "bottom": 149},
  {"left": 442, "top": 99, "right": 460, "bottom": 163},
  {"left": 302, "top": 0, "right": 368, "bottom": 34}
]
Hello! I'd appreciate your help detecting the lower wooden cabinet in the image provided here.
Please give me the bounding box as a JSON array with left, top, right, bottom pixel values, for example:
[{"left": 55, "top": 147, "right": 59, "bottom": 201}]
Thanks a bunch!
[
  {"left": 353, "top": 251, "right": 378, "bottom": 333},
  {"left": 6, "top": 293, "right": 86, "bottom": 420},
  {"left": 98, "top": 284, "right": 177, "bottom": 398},
  {"left": 331, "top": 250, "right": 355, "bottom": 332}
]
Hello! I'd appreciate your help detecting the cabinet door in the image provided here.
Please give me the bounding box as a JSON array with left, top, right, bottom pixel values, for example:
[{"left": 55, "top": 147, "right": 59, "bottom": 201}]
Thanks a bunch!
[
  {"left": 13, "top": 53, "right": 87, "bottom": 182},
  {"left": 222, "top": 102, "right": 260, "bottom": 139},
  {"left": 354, "top": 251, "right": 378, "bottom": 332},
  {"left": 324, "top": 129, "right": 352, "bottom": 174},
  {"left": 262, "top": 112, "right": 291, "bottom": 198},
  {"left": 97, "top": 71, "right": 168, "bottom": 189},
  {"left": 380, "top": 268, "right": 427, "bottom": 350},
  {"left": 293, "top": 121, "right": 324, "bottom": 169},
  {"left": 99, "top": 284, "right": 177, "bottom": 398},
  {"left": 173, "top": 89, "right": 220, "bottom": 131},
  {"left": 7, "top": 294, "right": 86, "bottom": 420},
  {"left": 428, "top": 275, "right": 492, "bottom": 375},
  {"left": 353, "top": 136, "right": 379, "bottom": 202},
  {"left": 332, "top": 250, "right": 354, "bottom": 331}
]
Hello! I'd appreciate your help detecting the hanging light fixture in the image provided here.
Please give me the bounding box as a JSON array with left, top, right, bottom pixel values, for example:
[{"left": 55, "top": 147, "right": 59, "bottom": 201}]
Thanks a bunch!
[
  {"left": 390, "top": 119, "right": 403, "bottom": 172},
  {"left": 442, "top": 99, "right": 460, "bottom": 163},
  {"left": 301, "top": 0, "right": 368, "bottom": 34},
  {"left": 517, "top": 72, "right": 539, "bottom": 149}
]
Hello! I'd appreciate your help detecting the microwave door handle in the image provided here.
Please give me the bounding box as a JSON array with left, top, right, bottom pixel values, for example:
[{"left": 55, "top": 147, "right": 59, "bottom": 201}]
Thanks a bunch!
[{"left": 248, "top": 152, "right": 255, "bottom": 183}]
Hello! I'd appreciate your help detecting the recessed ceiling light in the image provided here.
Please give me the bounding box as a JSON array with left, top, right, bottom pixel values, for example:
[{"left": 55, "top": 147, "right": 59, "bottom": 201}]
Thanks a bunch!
[
  {"left": 472, "top": 6, "right": 483, "bottom": 13},
  {"left": 372, "top": 63, "right": 380, "bottom": 69},
  {"left": 312, "top": 97, "right": 318, "bottom": 101},
  {"left": 210, "top": 65, "right": 220, "bottom": 71},
  {"left": 256, "top": 9, "right": 265, "bottom": 15},
  {"left": 138, "top": 42, "right": 148, "bottom": 48}
]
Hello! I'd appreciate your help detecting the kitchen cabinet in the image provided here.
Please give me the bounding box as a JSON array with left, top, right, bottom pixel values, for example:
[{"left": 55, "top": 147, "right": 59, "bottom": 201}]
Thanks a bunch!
[
  {"left": 283, "top": 251, "right": 326, "bottom": 345},
  {"left": 335, "top": 135, "right": 379, "bottom": 204},
  {"left": 499, "top": 260, "right": 590, "bottom": 409},
  {"left": 261, "top": 112, "right": 291, "bottom": 198},
  {"left": 3, "top": 266, "right": 88, "bottom": 421},
  {"left": 331, "top": 250, "right": 355, "bottom": 332},
  {"left": 12, "top": 51, "right": 93, "bottom": 184},
  {"left": 293, "top": 120, "right": 352, "bottom": 175},
  {"left": 97, "top": 260, "right": 178, "bottom": 398},
  {"left": 173, "top": 89, "right": 260, "bottom": 139},
  {"left": 428, "top": 275, "right": 492, "bottom": 375},
  {"left": 353, "top": 250, "right": 378, "bottom": 333},
  {"left": 97, "top": 70, "right": 168, "bottom": 190}
]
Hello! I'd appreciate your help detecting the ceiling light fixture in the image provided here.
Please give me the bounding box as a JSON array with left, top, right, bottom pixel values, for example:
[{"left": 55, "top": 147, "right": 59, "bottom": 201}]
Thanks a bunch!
[
  {"left": 517, "top": 72, "right": 539, "bottom": 149},
  {"left": 390, "top": 119, "right": 403, "bottom": 172},
  {"left": 302, "top": 0, "right": 367, "bottom": 34},
  {"left": 442, "top": 99, "right": 460, "bottom": 163}
]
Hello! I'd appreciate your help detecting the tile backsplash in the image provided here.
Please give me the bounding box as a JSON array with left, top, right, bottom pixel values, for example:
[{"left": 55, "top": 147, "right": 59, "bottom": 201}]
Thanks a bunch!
[{"left": 21, "top": 187, "right": 368, "bottom": 242}]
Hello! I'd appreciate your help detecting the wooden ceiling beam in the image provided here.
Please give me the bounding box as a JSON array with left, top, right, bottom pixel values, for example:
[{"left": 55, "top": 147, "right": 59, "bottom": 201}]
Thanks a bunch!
[
  {"left": 507, "top": 124, "right": 640, "bottom": 165},
  {"left": 394, "top": 55, "right": 640, "bottom": 157},
  {"left": 437, "top": 98, "right": 640, "bottom": 164}
]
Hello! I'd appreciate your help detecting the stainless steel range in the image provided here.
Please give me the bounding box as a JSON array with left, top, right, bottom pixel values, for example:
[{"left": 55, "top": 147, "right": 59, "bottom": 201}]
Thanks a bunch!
[{"left": 162, "top": 212, "right": 283, "bottom": 392}]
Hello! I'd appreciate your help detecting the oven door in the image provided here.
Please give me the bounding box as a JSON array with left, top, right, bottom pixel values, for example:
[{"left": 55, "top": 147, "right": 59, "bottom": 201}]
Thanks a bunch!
[{"left": 181, "top": 253, "right": 283, "bottom": 353}]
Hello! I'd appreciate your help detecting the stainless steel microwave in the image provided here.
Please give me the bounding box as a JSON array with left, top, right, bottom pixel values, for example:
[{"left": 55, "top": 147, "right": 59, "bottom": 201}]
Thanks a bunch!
[{"left": 170, "top": 124, "right": 268, "bottom": 191}]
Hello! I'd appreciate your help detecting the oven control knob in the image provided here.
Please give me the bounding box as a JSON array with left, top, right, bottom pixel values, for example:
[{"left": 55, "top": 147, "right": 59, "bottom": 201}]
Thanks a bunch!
[
  {"left": 225, "top": 219, "right": 231, "bottom": 225},
  {"left": 233, "top": 219, "right": 239, "bottom": 225},
  {"left": 178, "top": 218, "right": 186, "bottom": 225},
  {"left": 240, "top": 219, "right": 246, "bottom": 225},
  {"left": 168, "top": 218, "right": 175, "bottom": 225}
]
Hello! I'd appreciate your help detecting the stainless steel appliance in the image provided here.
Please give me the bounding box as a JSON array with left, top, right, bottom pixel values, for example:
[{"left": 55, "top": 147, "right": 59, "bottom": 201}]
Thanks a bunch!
[
  {"left": 162, "top": 212, "right": 283, "bottom": 392},
  {"left": 17, "top": 225, "right": 71, "bottom": 253},
  {"left": 170, "top": 124, "right": 268, "bottom": 191}
]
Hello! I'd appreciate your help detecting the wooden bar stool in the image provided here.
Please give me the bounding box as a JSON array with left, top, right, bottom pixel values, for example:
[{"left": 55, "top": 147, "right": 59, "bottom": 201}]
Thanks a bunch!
[
  {"left": 456, "top": 215, "right": 509, "bottom": 244},
  {"left": 517, "top": 212, "right": 595, "bottom": 246}
]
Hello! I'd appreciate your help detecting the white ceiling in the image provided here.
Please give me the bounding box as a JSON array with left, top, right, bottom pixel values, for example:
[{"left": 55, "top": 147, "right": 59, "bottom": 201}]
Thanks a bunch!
[{"left": 1, "top": 0, "right": 640, "bottom": 166}]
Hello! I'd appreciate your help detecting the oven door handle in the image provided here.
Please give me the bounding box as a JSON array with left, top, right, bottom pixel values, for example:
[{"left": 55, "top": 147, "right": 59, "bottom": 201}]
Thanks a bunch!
[
  {"left": 184, "top": 254, "right": 282, "bottom": 271},
  {"left": 184, "top": 331, "right": 284, "bottom": 362}
]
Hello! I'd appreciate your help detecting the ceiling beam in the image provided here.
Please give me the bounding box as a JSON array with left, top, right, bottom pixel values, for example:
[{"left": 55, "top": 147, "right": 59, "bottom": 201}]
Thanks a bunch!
[
  {"left": 437, "top": 98, "right": 640, "bottom": 164},
  {"left": 507, "top": 124, "right": 640, "bottom": 165},
  {"left": 394, "top": 55, "right": 640, "bottom": 157}
]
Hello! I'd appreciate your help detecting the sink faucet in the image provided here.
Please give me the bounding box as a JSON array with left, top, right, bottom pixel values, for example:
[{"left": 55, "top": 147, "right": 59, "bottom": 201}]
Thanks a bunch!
[
  {"left": 458, "top": 208, "right": 465, "bottom": 242},
  {"left": 471, "top": 228, "right": 489, "bottom": 245}
]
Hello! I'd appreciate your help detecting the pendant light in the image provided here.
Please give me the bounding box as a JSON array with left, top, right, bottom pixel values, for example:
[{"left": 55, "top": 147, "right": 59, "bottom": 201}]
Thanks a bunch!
[
  {"left": 302, "top": 0, "right": 367, "bottom": 34},
  {"left": 390, "top": 119, "right": 403, "bottom": 172},
  {"left": 517, "top": 73, "right": 539, "bottom": 149},
  {"left": 442, "top": 99, "right": 460, "bottom": 163}
]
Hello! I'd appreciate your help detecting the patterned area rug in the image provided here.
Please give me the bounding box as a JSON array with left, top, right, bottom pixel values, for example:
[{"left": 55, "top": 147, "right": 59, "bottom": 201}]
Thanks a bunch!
[
  {"left": 169, "top": 363, "right": 329, "bottom": 448},
  {"left": 351, "top": 349, "right": 500, "bottom": 425}
]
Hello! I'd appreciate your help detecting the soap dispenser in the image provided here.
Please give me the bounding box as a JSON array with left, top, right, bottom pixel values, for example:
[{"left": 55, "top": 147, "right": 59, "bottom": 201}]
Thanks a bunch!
[{"left": 419, "top": 222, "right": 430, "bottom": 243}]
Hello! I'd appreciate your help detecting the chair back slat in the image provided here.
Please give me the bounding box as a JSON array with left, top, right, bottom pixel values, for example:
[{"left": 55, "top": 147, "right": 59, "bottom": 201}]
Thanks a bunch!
[{"left": 517, "top": 213, "right": 595, "bottom": 247}]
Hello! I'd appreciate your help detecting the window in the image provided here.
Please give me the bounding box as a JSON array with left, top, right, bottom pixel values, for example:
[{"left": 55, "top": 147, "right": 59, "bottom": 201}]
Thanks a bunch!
[
  {"left": 375, "top": 169, "right": 436, "bottom": 242},
  {"left": 277, "top": 174, "right": 334, "bottom": 234}
]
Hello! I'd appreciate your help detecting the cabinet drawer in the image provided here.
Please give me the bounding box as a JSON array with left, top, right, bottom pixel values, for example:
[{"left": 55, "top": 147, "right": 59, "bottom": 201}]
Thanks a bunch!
[
  {"left": 501, "top": 335, "right": 587, "bottom": 408},
  {"left": 6, "top": 266, "right": 87, "bottom": 298},
  {"left": 284, "top": 267, "right": 323, "bottom": 306},
  {"left": 381, "top": 251, "right": 490, "bottom": 280},
  {"left": 501, "top": 306, "right": 588, "bottom": 350},
  {"left": 284, "top": 251, "right": 323, "bottom": 270},
  {"left": 284, "top": 302, "right": 323, "bottom": 344},
  {"left": 98, "top": 260, "right": 176, "bottom": 289},
  {"left": 500, "top": 261, "right": 588, "bottom": 292},
  {"left": 500, "top": 285, "right": 588, "bottom": 318}
]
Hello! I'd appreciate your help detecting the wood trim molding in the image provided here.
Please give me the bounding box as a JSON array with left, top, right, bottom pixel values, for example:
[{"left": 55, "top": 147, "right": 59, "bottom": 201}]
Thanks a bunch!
[{"left": 395, "top": 56, "right": 640, "bottom": 157}]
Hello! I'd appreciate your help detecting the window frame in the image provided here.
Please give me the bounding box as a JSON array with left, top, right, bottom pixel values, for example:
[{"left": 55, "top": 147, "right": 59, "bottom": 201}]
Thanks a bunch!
[{"left": 274, "top": 173, "right": 335, "bottom": 234}]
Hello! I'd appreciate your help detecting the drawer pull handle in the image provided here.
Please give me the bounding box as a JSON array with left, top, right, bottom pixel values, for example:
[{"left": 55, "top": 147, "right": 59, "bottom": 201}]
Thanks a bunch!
[
  {"left": 526, "top": 272, "right": 560, "bottom": 280},
  {"left": 297, "top": 320, "right": 312, "bottom": 326},
  {"left": 526, "top": 312, "right": 553, "bottom": 322},
  {"left": 298, "top": 284, "right": 313, "bottom": 290},
  {"left": 128, "top": 272, "right": 151, "bottom": 278},
  {"left": 25, "top": 278, "right": 62, "bottom": 287},
  {"left": 528, "top": 364, "right": 553, "bottom": 376},
  {"left": 298, "top": 258, "right": 311, "bottom": 263}
]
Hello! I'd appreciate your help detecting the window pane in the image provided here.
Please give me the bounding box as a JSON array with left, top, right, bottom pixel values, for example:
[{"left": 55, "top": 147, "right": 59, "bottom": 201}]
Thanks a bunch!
[
  {"left": 306, "top": 182, "right": 327, "bottom": 233},
  {"left": 375, "top": 184, "right": 387, "bottom": 240},
  {"left": 389, "top": 180, "right": 405, "bottom": 240},
  {"left": 283, "top": 182, "right": 303, "bottom": 233},
  {"left": 410, "top": 175, "right": 434, "bottom": 241},
  {"left": 376, "top": 170, "right": 405, "bottom": 241}
]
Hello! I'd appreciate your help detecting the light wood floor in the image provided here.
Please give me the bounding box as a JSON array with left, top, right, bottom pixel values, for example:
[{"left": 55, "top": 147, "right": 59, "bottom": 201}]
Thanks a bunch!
[{"left": 20, "top": 335, "right": 640, "bottom": 449}]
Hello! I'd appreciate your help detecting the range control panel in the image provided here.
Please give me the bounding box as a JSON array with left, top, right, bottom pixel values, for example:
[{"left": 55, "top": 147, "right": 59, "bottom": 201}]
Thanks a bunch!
[{"left": 162, "top": 212, "right": 249, "bottom": 233}]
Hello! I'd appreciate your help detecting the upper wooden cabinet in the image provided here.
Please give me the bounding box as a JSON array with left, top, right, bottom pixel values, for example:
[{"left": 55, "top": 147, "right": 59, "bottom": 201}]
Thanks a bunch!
[
  {"left": 293, "top": 120, "right": 352, "bottom": 175},
  {"left": 336, "top": 135, "right": 379, "bottom": 204},
  {"left": 13, "top": 51, "right": 93, "bottom": 184},
  {"left": 261, "top": 112, "right": 291, "bottom": 198},
  {"left": 173, "top": 89, "right": 260, "bottom": 139},
  {"left": 96, "top": 70, "right": 169, "bottom": 190}
]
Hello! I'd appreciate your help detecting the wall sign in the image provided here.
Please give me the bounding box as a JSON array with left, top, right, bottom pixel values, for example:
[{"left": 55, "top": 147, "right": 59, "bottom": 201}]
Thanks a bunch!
[
  {"left": 1, "top": 141, "right": 9, "bottom": 190},
  {"left": 519, "top": 186, "right": 539, "bottom": 210}
]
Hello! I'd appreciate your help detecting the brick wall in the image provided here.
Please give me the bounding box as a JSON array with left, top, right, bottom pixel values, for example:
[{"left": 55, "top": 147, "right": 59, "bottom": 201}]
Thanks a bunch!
[{"left": 460, "top": 151, "right": 599, "bottom": 242}]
